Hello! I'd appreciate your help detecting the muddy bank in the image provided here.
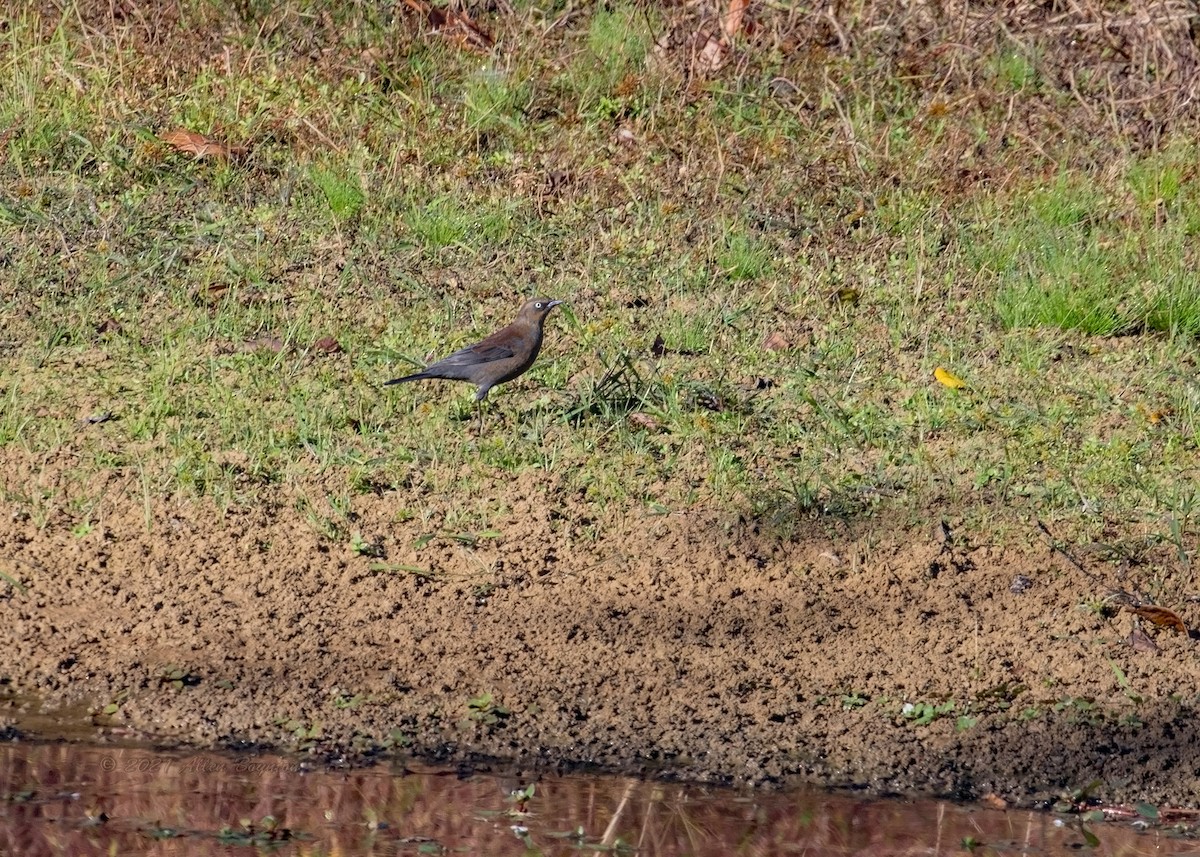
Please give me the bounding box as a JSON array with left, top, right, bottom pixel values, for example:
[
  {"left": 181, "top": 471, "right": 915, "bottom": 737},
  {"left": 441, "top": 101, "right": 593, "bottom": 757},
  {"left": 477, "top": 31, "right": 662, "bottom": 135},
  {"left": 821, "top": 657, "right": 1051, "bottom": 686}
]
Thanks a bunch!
[{"left": 2, "top": 450, "right": 1199, "bottom": 807}]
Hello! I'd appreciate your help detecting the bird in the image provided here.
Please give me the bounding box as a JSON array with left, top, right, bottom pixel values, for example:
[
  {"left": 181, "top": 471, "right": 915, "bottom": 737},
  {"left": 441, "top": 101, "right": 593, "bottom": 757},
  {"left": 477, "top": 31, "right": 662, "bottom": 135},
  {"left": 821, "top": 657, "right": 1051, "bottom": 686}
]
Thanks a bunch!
[{"left": 385, "top": 298, "right": 564, "bottom": 407}]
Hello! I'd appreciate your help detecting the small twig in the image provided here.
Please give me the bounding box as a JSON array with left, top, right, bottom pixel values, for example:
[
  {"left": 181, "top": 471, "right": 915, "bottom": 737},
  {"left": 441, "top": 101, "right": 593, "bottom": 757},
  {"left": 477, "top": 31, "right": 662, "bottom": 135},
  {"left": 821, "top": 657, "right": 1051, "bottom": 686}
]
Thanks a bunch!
[
  {"left": 822, "top": 68, "right": 868, "bottom": 178},
  {"left": 300, "top": 117, "right": 344, "bottom": 154},
  {"left": 1065, "top": 68, "right": 1100, "bottom": 121},
  {"left": 824, "top": 7, "right": 849, "bottom": 53},
  {"left": 603, "top": 780, "right": 636, "bottom": 850},
  {"left": 710, "top": 121, "right": 725, "bottom": 205},
  {"left": 542, "top": 2, "right": 579, "bottom": 36},
  {"left": 638, "top": 2, "right": 660, "bottom": 47},
  {"left": 1036, "top": 519, "right": 1137, "bottom": 605},
  {"left": 1036, "top": 518, "right": 1102, "bottom": 585}
]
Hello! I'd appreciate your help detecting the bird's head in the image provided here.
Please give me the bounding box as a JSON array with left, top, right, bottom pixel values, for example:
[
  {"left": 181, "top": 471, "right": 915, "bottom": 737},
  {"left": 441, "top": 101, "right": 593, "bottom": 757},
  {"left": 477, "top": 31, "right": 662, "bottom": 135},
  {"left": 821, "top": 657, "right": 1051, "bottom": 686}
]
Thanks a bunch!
[{"left": 519, "top": 297, "right": 564, "bottom": 325}]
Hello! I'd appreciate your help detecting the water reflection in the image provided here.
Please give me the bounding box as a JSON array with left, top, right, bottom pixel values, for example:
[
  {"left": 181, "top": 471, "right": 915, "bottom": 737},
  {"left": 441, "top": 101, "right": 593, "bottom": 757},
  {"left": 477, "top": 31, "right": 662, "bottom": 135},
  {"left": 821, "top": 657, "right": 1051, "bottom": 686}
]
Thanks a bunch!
[{"left": 0, "top": 742, "right": 1187, "bottom": 855}]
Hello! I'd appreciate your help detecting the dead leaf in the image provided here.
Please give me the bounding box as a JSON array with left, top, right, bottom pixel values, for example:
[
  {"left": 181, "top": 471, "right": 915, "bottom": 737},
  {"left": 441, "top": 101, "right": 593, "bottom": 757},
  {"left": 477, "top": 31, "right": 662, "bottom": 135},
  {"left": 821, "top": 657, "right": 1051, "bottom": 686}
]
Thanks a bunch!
[
  {"left": 242, "top": 336, "right": 284, "bottom": 353},
  {"left": 1136, "top": 403, "right": 1172, "bottom": 424},
  {"left": 1009, "top": 575, "right": 1033, "bottom": 594},
  {"left": 628, "top": 412, "right": 660, "bottom": 431},
  {"left": 614, "top": 73, "right": 641, "bottom": 99},
  {"left": 196, "top": 283, "right": 232, "bottom": 306},
  {"left": 721, "top": 0, "right": 749, "bottom": 40},
  {"left": 832, "top": 286, "right": 861, "bottom": 306},
  {"left": 934, "top": 367, "right": 967, "bottom": 390},
  {"left": 980, "top": 793, "right": 1007, "bottom": 810},
  {"left": 1127, "top": 604, "right": 1188, "bottom": 634},
  {"left": 78, "top": 411, "right": 113, "bottom": 427},
  {"left": 96, "top": 318, "right": 122, "bottom": 335},
  {"left": 544, "top": 169, "right": 570, "bottom": 194},
  {"left": 1127, "top": 627, "right": 1160, "bottom": 654},
  {"left": 313, "top": 336, "right": 342, "bottom": 354},
  {"left": 402, "top": 0, "right": 493, "bottom": 52},
  {"left": 159, "top": 128, "right": 242, "bottom": 160},
  {"left": 762, "top": 331, "right": 790, "bottom": 352},
  {"left": 697, "top": 36, "right": 725, "bottom": 72},
  {"left": 844, "top": 200, "right": 867, "bottom": 226}
]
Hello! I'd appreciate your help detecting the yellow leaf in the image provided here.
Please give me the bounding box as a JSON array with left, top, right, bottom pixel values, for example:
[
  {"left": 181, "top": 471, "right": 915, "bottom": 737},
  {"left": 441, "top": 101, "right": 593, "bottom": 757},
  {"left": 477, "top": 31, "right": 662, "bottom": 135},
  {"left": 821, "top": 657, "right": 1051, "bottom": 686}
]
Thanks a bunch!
[
  {"left": 1136, "top": 403, "right": 1172, "bottom": 424},
  {"left": 934, "top": 367, "right": 966, "bottom": 389}
]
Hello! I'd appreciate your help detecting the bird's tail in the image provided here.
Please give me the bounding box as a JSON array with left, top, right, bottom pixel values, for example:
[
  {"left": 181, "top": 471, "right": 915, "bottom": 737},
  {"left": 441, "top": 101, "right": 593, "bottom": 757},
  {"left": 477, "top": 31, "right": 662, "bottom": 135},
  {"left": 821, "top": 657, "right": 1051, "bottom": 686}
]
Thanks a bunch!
[{"left": 383, "top": 372, "right": 428, "bottom": 386}]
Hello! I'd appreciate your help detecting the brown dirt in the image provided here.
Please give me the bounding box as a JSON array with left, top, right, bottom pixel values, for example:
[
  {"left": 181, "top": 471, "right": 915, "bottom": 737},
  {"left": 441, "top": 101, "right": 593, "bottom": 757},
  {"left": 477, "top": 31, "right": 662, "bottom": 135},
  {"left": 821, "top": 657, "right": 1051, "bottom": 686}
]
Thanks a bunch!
[{"left": 3, "top": 447, "right": 1200, "bottom": 808}]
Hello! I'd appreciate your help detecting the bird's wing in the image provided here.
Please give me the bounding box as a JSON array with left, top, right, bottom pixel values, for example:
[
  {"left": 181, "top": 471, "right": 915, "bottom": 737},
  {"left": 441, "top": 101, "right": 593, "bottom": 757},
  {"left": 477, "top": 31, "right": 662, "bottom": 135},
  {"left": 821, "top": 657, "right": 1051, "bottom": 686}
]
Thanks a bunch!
[{"left": 437, "top": 341, "right": 515, "bottom": 367}]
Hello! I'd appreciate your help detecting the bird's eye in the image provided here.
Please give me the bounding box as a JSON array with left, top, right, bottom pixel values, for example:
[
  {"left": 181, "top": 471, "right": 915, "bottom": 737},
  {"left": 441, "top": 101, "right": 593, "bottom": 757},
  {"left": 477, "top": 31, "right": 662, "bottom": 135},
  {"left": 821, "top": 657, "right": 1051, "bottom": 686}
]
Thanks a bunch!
[{"left": 535, "top": 302, "right": 544, "bottom": 309}]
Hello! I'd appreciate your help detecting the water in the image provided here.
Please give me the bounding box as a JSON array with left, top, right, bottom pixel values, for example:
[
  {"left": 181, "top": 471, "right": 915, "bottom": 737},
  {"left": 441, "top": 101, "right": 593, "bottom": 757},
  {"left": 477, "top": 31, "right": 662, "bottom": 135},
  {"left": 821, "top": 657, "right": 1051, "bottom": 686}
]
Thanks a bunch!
[{"left": 0, "top": 742, "right": 1191, "bottom": 856}]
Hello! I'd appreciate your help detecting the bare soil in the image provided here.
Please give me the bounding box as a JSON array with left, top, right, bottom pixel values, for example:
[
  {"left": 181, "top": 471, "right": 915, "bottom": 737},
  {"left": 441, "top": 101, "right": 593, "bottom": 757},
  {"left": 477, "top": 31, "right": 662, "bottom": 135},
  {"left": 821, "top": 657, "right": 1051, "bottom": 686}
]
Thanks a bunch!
[{"left": 3, "top": 447, "right": 1199, "bottom": 808}]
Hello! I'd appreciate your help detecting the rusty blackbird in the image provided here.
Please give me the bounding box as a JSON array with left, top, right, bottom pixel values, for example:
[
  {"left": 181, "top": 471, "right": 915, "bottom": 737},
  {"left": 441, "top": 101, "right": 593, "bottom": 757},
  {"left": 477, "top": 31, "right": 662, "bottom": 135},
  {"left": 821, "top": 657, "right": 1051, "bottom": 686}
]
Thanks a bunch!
[{"left": 385, "top": 297, "right": 563, "bottom": 401}]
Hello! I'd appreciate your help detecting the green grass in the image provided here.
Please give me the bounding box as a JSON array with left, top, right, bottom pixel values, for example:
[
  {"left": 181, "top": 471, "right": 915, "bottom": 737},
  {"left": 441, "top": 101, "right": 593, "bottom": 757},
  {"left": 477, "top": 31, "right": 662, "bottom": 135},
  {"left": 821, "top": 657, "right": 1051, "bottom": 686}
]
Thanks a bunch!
[
  {"left": 310, "top": 165, "right": 365, "bottom": 221},
  {"left": 0, "top": 0, "right": 1198, "bottom": 580},
  {"left": 969, "top": 170, "right": 1200, "bottom": 337}
]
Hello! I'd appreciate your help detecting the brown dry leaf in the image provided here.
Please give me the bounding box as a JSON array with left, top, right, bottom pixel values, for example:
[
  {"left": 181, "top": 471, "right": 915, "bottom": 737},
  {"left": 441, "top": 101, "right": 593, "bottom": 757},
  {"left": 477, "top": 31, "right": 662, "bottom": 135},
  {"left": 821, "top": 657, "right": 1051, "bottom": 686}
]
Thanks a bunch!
[
  {"left": 1127, "top": 604, "right": 1188, "bottom": 634},
  {"left": 79, "top": 410, "right": 114, "bottom": 426},
  {"left": 980, "top": 793, "right": 1007, "bottom": 810},
  {"left": 762, "top": 331, "right": 790, "bottom": 352},
  {"left": 1127, "top": 627, "right": 1160, "bottom": 654},
  {"left": 697, "top": 36, "right": 725, "bottom": 72},
  {"left": 438, "top": 9, "right": 493, "bottom": 51},
  {"left": 721, "top": 0, "right": 749, "bottom": 39},
  {"left": 159, "top": 128, "right": 240, "bottom": 160},
  {"left": 196, "top": 283, "right": 231, "bottom": 306},
  {"left": 614, "top": 73, "right": 641, "bottom": 99},
  {"left": 402, "top": 0, "right": 493, "bottom": 52},
  {"left": 242, "top": 336, "right": 284, "bottom": 353},
  {"left": 313, "top": 336, "right": 342, "bottom": 354},
  {"left": 628, "top": 412, "right": 661, "bottom": 431}
]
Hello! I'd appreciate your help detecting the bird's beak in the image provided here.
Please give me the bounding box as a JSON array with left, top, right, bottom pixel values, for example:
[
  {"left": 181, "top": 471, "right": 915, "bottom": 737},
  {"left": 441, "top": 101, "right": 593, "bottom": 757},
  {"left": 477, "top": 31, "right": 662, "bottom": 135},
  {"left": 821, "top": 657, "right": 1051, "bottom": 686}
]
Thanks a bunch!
[{"left": 548, "top": 300, "right": 564, "bottom": 308}]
